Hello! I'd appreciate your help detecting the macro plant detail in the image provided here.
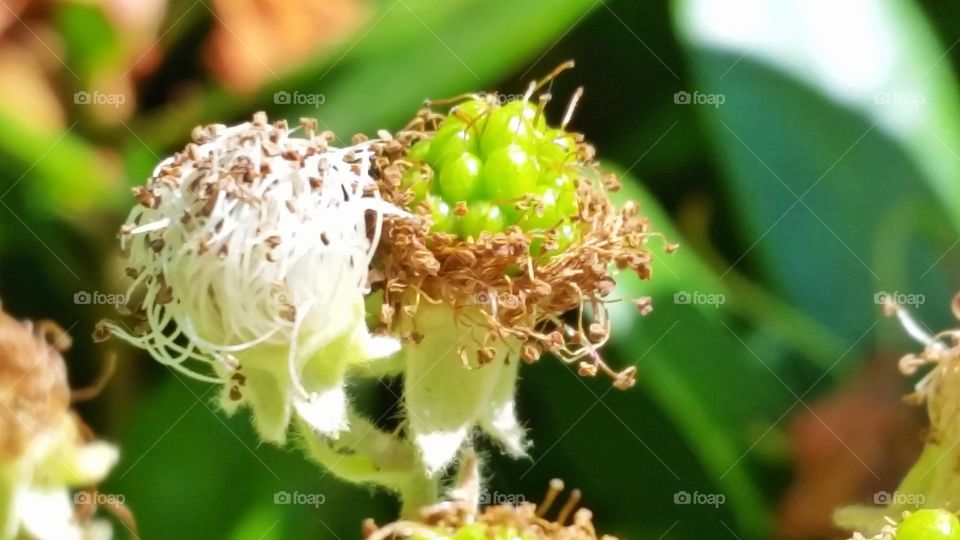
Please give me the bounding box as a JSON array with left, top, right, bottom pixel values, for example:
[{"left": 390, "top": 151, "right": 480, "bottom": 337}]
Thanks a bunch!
[
  {"left": 368, "top": 65, "right": 659, "bottom": 473},
  {"left": 0, "top": 304, "right": 119, "bottom": 540},
  {"left": 94, "top": 63, "right": 663, "bottom": 528},
  {"left": 5, "top": 2, "right": 960, "bottom": 538}
]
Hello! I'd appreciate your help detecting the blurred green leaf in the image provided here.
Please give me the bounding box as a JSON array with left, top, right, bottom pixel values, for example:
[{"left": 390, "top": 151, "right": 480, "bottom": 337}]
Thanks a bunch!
[
  {"left": 0, "top": 111, "right": 116, "bottom": 215},
  {"left": 673, "top": 0, "right": 960, "bottom": 343},
  {"left": 108, "top": 373, "right": 396, "bottom": 540},
  {"left": 129, "top": 0, "right": 599, "bottom": 158},
  {"left": 55, "top": 4, "right": 123, "bottom": 80}
]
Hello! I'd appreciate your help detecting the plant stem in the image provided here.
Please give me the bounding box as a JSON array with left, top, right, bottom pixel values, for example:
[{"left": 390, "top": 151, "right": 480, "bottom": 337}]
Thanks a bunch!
[{"left": 295, "top": 409, "right": 437, "bottom": 515}]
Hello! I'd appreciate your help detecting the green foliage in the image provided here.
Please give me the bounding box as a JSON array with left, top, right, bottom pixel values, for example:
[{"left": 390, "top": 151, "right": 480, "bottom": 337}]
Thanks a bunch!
[{"left": 2, "top": 0, "right": 960, "bottom": 538}]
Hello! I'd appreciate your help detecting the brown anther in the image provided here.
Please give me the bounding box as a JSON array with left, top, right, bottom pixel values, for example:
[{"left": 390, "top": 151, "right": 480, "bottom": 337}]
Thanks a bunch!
[
  {"left": 521, "top": 343, "right": 542, "bottom": 363},
  {"left": 634, "top": 296, "right": 653, "bottom": 316},
  {"left": 155, "top": 285, "right": 174, "bottom": 305},
  {"left": 229, "top": 386, "right": 242, "bottom": 401},
  {"left": 453, "top": 201, "right": 469, "bottom": 217},
  {"left": 601, "top": 173, "right": 621, "bottom": 192},
  {"left": 92, "top": 322, "right": 112, "bottom": 343},
  {"left": 545, "top": 331, "right": 565, "bottom": 351},
  {"left": 300, "top": 117, "right": 318, "bottom": 134},
  {"left": 264, "top": 235, "right": 281, "bottom": 248},
  {"left": 133, "top": 186, "right": 158, "bottom": 208},
  {"left": 477, "top": 347, "right": 496, "bottom": 365},
  {"left": 578, "top": 362, "right": 598, "bottom": 377},
  {"left": 588, "top": 322, "right": 606, "bottom": 341},
  {"left": 613, "top": 366, "right": 637, "bottom": 390}
]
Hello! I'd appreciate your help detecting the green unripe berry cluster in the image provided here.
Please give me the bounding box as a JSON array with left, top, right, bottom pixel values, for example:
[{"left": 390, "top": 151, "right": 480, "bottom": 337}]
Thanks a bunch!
[
  {"left": 403, "top": 96, "right": 582, "bottom": 246},
  {"left": 897, "top": 509, "right": 960, "bottom": 540}
]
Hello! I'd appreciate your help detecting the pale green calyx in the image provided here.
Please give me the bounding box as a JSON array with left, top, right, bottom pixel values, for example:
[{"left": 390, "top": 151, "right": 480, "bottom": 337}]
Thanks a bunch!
[
  {"left": 100, "top": 112, "right": 403, "bottom": 442},
  {"left": 401, "top": 303, "right": 527, "bottom": 474}
]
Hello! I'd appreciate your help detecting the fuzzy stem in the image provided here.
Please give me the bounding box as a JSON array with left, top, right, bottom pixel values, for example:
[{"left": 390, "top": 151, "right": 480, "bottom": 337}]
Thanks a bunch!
[{"left": 296, "top": 409, "right": 437, "bottom": 514}]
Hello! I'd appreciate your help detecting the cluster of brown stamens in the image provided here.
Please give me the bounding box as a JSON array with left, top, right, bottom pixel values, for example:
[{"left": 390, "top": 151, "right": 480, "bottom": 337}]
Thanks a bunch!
[
  {"left": 363, "top": 478, "right": 617, "bottom": 540},
  {"left": 0, "top": 304, "right": 71, "bottom": 458}
]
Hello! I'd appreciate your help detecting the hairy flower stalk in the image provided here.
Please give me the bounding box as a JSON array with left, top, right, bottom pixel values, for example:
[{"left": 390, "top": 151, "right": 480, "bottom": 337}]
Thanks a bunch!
[
  {"left": 836, "top": 297, "right": 960, "bottom": 538},
  {"left": 368, "top": 62, "right": 659, "bottom": 474},
  {"left": 0, "top": 303, "right": 118, "bottom": 540}
]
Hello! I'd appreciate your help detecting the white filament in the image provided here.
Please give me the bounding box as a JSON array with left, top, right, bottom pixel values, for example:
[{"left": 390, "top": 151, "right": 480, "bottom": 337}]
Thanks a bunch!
[{"left": 105, "top": 119, "right": 393, "bottom": 393}]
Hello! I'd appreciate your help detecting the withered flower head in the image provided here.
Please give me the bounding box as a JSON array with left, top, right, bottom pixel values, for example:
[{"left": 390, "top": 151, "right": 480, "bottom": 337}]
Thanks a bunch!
[
  {"left": 364, "top": 63, "right": 660, "bottom": 472},
  {"left": 0, "top": 305, "right": 71, "bottom": 459},
  {"left": 0, "top": 302, "right": 119, "bottom": 540},
  {"left": 100, "top": 112, "right": 403, "bottom": 443},
  {"left": 364, "top": 478, "right": 617, "bottom": 540}
]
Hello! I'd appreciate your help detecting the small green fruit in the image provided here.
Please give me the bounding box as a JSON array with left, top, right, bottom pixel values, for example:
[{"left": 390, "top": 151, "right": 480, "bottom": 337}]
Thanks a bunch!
[
  {"left": 460, "top": 202, "right": 505, "bottom": 239},
  {"left": 428, "top": 122, "right": 479, "bottom": 166},
  {"left": 439, "top": 152, "right": 482, "bottom": 202},
  {"left": 897, "top": 509, "right": 960, "bottom": 540},
  {"left": 482, "top": 145, "right": 539, "bottom": 201}
]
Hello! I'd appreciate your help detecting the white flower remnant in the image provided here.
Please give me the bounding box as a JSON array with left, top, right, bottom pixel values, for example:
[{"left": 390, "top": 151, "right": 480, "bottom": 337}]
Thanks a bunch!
[{"left": 101, "top": 112, "right": 401, "bottom": 441}]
